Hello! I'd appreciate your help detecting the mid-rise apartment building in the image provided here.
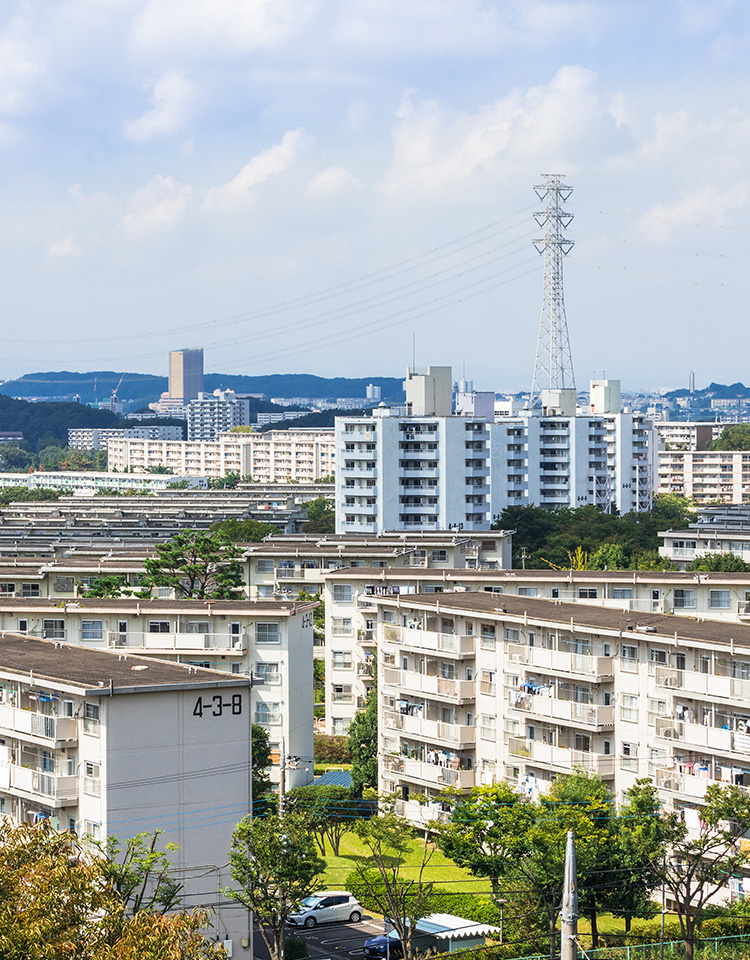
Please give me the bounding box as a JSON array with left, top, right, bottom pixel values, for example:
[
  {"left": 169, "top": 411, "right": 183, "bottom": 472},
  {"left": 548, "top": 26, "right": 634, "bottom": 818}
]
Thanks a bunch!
[
  {"left": 68, "top": 425, "right": 184, "bottom": 450},
  {"left": 0, "top": 633, "right": 251, "bottom": 950},
  {"left": 0, "top": 597, "right": 315, "bottom": 792},
  {"left": 655, "top": 421, "right": 723, "bottom": 451},
  {"left": 370, "top": 590, "right": 750, "bottom": 850},
  {"left": 658, "top": 450, "right": 750, "bottom": 504},
  {"left": 107, "top": 430, "right": 335, "bottom": 482},
  {"left": 186, "top": 390, "right": 251, "bottom": 441}
]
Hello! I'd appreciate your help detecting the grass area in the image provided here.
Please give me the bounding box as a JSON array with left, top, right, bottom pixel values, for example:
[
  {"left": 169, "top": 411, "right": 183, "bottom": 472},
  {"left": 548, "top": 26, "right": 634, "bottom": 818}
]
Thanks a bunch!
[
  {"left": 313, "top": 762, "right": 353, "bottom": 776},
  {"left": 320, "top": 829, "right": 492, "bottom": 894}
]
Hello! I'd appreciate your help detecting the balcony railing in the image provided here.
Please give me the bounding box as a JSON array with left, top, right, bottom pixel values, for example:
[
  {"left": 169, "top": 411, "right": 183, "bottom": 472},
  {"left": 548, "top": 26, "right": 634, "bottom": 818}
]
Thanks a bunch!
[
  {"left": 8, "top": 764, "right": 78, "bottom": 803},
  {"left": 107, "top": 631, "right": 247, "bottom": 652},
  {"left": 381, "top": 624, "right": 474, "bottom": 655},
  {"left": 0, "top": 705, "right": 77, "bottom": 743}
]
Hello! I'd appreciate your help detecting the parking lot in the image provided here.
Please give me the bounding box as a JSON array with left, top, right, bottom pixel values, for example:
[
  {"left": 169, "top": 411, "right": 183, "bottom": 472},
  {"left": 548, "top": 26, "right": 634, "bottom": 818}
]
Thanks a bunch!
[{"left": 252, "top": 915, "right": 385, "bottom": 960}]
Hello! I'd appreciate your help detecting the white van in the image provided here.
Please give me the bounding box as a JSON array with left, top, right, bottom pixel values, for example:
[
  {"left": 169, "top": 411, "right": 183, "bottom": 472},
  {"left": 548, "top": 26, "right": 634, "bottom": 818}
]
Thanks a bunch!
[{"left": 288, "top": 891, "right": 363, "bottom": 928}]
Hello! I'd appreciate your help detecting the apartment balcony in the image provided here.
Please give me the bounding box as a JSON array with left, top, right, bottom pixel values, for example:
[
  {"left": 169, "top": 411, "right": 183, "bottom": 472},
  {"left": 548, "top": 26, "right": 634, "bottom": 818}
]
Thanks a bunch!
[
  {"left": 393, "top": 798, "right": 451, "bottom": 826},
  {"left": 107, "top": 631, "right": 247, "bottom": 654},
  {"left": 504, "top": 738, "right": 614, "bottom": 775},
  {"left": 507, "top": 695, "right": 615, "bottom": 730},
  {"left": 399, "top": 503, "right": 439, "bottom": 514},
  {"left": 505, "top": 644, "right": 614, "bottom": 680},
  {"left": 383, "top": 710, "right": 475, "bottom": 747},
  {"left": 652, "top": 767, "right": 715, "bottom": 801},
  {"left": 381, "top": 666, "right": 475, "bottom": 701},
  {"left": 7, "top": 764, "right": 78, "bottom": 806},
  {"left": 400, "top": 467, "right": 439, "bottom": 479},
  {"left": 465, "top": 467, "right": 489, "bottom": 478},
  {"left": 401, "top": 758, "right": 476, "bottom": 789},
  {"left": 381, "top": 624, "right": 475, "bottom": 656},
  {"left": 0, "top": 705, "right": 78, "bottom": 746},
  {"left": 342, "top": 466, "right": 377, "bottom": 479},
  {"left": 356, "top": 628, "right": 376, "bottom": 645}
]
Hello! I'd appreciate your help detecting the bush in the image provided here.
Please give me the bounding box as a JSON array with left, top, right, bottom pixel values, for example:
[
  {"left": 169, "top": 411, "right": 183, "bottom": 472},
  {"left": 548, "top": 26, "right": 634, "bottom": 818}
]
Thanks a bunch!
[
  {"left": 286, "top": 934, "right": 309, "bottom": 959},
  {"left": 314, "top": 734, "right": 352, "bottom": 763}
]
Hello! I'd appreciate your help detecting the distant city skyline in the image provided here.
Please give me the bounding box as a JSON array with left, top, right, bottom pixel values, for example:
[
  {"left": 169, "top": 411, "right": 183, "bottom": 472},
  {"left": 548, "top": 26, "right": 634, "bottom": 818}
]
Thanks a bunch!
[{"left": 0, "top": 3, "right": 748, "bottom": 389}]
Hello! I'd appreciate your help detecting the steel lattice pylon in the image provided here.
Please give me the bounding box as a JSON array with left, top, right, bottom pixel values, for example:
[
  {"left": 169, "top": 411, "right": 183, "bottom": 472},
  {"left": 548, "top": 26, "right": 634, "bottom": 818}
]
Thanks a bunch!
[{"left": 530, "top": 174, "right": 576, "bottom": 404}]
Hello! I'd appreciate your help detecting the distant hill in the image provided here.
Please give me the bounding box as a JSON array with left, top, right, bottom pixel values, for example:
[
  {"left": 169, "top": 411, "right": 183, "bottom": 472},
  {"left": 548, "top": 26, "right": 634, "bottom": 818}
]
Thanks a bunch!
[
  {"left": 665, "top": 381, "right": 750, "bottom": 400},
  {"left": 0, "top": 371, "right": 405, "bottom": 408},
  {"left": 0, "top": 394, "right": 119, "bottom": 450},
  {"left": 257, "top": 408, "right": 368, "bottom": 431}
]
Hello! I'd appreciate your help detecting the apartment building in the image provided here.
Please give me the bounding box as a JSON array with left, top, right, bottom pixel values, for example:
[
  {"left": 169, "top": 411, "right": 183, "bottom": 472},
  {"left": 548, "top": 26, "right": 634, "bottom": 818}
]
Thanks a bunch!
[
  {"left": 658, "top": 450, "right": 750, "bottom": 504},
  {"left": 320, "top": 563, "right": 750, "bottom": 735},
  {"left": 489, "top": 382, "right": 653, "bottom": 514},
  {"left": 0, "top": 597, "right": 315, "bottom": 792},
  {"left": 335, "top": 367, "right": 491, "bottom": 534},
  {"left": 659, "top": 504, "right": 750, "bottom": 567},
  {"left": 108, "top": 430, "right": 335, "bottom": 483},
  {"left": 68, "top": 426, "right": 184, "bottom": 450},
  {"left": 186, "top": 390, "right": 251, "bottom": 441},
  {"left": 370, "top": 591, "right": 750, "bottom": 844},
  {"left": 655, "top": 421, "right": 723, "bottom": 451},
  {"left": 0, "top": 471, "right": 205, "bottom": 495},
  {"left": 168, "top": 347, "right": 204, "bottom": 401},
  {"left": 0, "top": 633, "right": 251, "bottom": 950}
]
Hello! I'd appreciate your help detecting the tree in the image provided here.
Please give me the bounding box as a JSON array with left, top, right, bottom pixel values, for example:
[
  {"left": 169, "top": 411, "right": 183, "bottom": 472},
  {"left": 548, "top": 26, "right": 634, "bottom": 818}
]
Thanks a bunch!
[
  {"left": 298, "top": 589, "right": 324, "bottom": 643},
  {"left": 252, "top": 724, "right": 273, "bottom": 808},
  {"left": 351, "top": 812, "right": 434, "bottom": 960},
  {"left": 99, "top": 830, "right": 183, "bottom": 915},
  {"left": 78, "top": 574, "right": 138, "bottom": 598},
  {"left": 0, "top": 820, "right": 225, "bottom": 959},
  {"left": 210, "top": 517, "right": 277, "bottom": 542},
  {"left": 687, "top": 552, "right": 750, "bottom": 572},
  {"left": 588, "top": 542, "right": 629, "bottom": 570},
  {"left": 348, "top": 687, "right": 378, "bottom": 795},
  {"left": 658, "top": 784, "right": 750, "bottom": 960},
  {"left": 302, "top": 497, "right": 335, "bottom": 534},
  {"left": 141, "top": 532, "right": 245, "bottom": 599},
  {"left": 224, "top": 812, "right": 325, "bottom": 960},
  {"left": 0, "top": 444, "right": 35, "bottom": 472},
  {"left": 708, "top": 424, "right": 750, "bottom": 450},
  {"left": 287, "top": 784, "right": 355, "bottom": 856}
]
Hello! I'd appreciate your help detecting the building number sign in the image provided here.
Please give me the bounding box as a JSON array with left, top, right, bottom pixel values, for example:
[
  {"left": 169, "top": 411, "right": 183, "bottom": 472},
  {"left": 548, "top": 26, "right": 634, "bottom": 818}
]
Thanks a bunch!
[{"left": 193, "top": 693, "right": 243, "bottom": 717}]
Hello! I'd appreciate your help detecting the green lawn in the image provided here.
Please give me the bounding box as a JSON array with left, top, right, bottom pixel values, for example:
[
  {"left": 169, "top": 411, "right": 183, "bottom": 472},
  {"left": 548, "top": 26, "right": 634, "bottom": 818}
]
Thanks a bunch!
[
  {"left": 313, "top": 762, "right": 353, "bottom": 776},
  {"left": 320, "top": 830, "right": 492, "bottom": 894}
]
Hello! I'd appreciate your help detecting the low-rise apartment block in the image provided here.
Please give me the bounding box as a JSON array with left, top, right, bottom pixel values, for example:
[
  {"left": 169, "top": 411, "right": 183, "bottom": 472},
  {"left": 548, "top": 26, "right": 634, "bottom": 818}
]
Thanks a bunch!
[
  {"left": 0, "top": 633, "right": 251, "bottom": 950},
  {"left": 68, "top": 425, "right": 184, "bottom": 450},
  {"left": 0, "top": 597, "right": 315, "bottom": 792},
  {"left": 370, "top": 591, "right": 750, "bottom": 843},
  {"left": 0, "top": 471, "right": 205, "bottom": 495}
]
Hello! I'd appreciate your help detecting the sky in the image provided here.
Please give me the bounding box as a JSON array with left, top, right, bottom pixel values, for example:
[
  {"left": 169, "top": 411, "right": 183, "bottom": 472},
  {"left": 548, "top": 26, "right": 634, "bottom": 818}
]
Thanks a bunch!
[{"left": 0, "top": 0, "right": 749, "bottom": 393}]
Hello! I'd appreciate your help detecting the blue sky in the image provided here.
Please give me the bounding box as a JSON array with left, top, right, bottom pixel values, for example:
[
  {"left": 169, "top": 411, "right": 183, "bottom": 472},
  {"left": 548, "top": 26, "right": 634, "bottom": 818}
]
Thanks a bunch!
[{"left": 0, "top": 0, "right": 749, "bottom": 392}]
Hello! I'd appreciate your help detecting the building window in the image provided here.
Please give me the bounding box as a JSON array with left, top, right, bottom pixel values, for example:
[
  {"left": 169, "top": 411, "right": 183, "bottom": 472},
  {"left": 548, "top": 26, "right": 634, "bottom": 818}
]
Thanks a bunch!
[
  {"left": 230, "top": 663, "right": 242, "bottom": 674},
  {"left": 81, "top": 620, "right": 103, "bottom": 640},
  {"left": 0, "top": 583, "right": 15, "bottom": 595},
  {"left": 257, "top": 585, "right": 274, "bottom": 598},
  {"left": 83, "top": 702, "right": 100, "bottom": 735},
  {"left": 332, "top": 618, "right": 353, "bottom": 637},
  {"left": 256, "top": 560, "right": 274, "bottom": 573},
  {"left": 612, "top": 588, "right": 633, "bottom": 600},
  {"left": 332, "top": 718, "right": 350, "bottom": 735},
  {"left": 84, "top": 821, "right": 101, "bottom": 841},
  {"left": 256, "top": 622, "right": 280, "bottom": 644},
  {"left": 255, "top": 662, "right": 280, "bottom": 683},
  {"left": 255, "top": 702, "right": 281, "bottom": 724},
  {"left": 332, "top": 684, "right": 353, "bottom": 703},
  {"left": 673, "top": 589, "right": 695, "bottom": 609},
  {"left": 17, "top": 619, "right": 28, "bottom": 634},
  {"left": 517, "top": 586, "right": 538, "bottom": 597},
  {"left": 578, "top": 588, "right": 598, "bottom": 599},
  {"left": 186, "top": 621, "right": 210, "bottom": 634},
  {"left": 84, "top": 761, "right": 101, "bottom": 796},
  {"left": 650, "top": 649, "right": 667, "bottom": 664},
  {"left": 709, "top": 590, "right": 731, "bottom": 609},
  {"left": 54, "top": 577, "right": 74, "bottom": 593},
  {"left": 43, "top": 620, "right": 65, "bottom": 640},
  {"left": 480, "top": 625, "right": 496, "bottom": 650},
  {"left": 431, "top": 550, "right": 448, "bottom": 562},
  {"left": 480, "top": 715, "right": 496, "bottom": 740},
  {"left": 22, "top": 584, "right": 40, "bottom": 598},
  {"left": 148, "top": 621, "right": 171, "bottom": 633},
  {"left": 483, "top": 586, "right": 504, "bottom": 594},
  {"left": 332, "top": 651, "right": 353, "bottom": 670},
  {"left": 333, "top": 584, "right": 353, "bottom": 603},
  {"left": 620, "top": 693, "right": 638, "bottom": 722}
]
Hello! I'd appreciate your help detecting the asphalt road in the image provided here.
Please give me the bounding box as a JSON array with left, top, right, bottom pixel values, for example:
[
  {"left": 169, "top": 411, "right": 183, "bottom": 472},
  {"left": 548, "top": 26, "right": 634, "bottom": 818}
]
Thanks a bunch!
[{"left": 252, "top": 915, "right": 385, "bottom": 960}]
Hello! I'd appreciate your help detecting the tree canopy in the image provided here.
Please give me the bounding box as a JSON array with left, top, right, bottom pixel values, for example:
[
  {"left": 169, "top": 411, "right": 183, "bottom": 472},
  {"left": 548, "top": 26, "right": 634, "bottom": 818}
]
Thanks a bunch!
[
  {"left": 210, "top": 517, "right": 277, "bottom": 542},
  {"left": 302, "top": 496, "right": 335, "bottom": 534},
  {"left": 141, "top": 531, "right": 245, "bottom": 599},
  {"left": 707, "top": 423, "right": 750, "bottom": 450},
  {"left": 251, "top": 723, "right": 273, "bottom": 808},
  {"left": 348, "top": 687, "right": 378, "bottom": 795}
]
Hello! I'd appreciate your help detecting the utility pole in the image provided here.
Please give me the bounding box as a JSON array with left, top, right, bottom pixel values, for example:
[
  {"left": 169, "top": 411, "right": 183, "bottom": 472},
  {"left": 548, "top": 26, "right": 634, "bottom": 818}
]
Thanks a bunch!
[
  {"left": 530, "top": 175, "right": 576, "bottom": 405},
  {"left": 279, "top": 736, "right": 286, "bottom": 817},
  {"left": 561, "top": 829, "right": 579, "bottom": 960}
]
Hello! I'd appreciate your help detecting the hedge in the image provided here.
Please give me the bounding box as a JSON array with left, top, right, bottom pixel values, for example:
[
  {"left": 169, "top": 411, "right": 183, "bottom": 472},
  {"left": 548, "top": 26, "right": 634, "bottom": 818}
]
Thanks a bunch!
[{"left": 314, "top": 734, "right": 352, "bottom": 763}]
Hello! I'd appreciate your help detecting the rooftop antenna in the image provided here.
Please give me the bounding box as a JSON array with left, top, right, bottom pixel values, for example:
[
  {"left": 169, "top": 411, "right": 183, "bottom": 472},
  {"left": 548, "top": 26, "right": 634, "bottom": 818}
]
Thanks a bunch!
[
  {"left": 530, "top": 174, "right": 576, "bottom": 404},
  {"left": 412, "top": 332, "right": 416, "bottom": 371}
]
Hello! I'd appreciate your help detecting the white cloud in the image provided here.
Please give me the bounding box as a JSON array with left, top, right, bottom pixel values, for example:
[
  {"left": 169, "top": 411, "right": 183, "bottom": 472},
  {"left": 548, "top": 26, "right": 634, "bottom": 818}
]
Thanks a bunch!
[
  {"left": 124, "top": 70, "right": 195, "bottom": 142},
  {"left": 204, "top": 129, "right": 309, "bottom": 211},
  {"left": 122, "top": 174, "right": 192, "bottom": 234},
  {"left": 307, "top": 165, "right": 361, "bottom": 198},
  {"left": 639, "top": 182, "right": 750, "bottom": 242},
  {"left": 385, "top": 66, "right": 606, "bottom": 194},
  {"left": 48, "top": 234, "right": 78, "bottom": 258}
]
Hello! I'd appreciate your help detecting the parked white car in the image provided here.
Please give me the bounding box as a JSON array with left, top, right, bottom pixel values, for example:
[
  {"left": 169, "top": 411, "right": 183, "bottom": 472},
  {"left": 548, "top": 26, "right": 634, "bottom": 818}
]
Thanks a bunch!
[{"left": 288, "top": 892, "right": 363, "bottom": 927}]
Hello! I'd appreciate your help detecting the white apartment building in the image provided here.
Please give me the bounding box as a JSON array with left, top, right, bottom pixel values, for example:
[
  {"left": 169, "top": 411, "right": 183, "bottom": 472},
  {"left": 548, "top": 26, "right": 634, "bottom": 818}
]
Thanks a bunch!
[
  {"left": 107, "top": 430, "right": 335, "bottom": 482},
  {"left": 658, "top": 449, "right": 750, "bottom": 504},
  {"left": 371, "top": 590, "right": 750, "bottom": 855},
  {"left": 660, "top": 504, "right": 750, "bottom": 567},
  {"left": 186, "top": 390, "right": 251, "bottom": 441},
  {"left": 0, "top": 597, "right": 315, "bottom": 793},
  {"left": 0, "top": 633, "right": 252, "bottom": 950},
  {"left": 68, "top": 426, "right": 184, "bottom": 450},
  {"left": 489, "top": 382, "right": 653, "bottom": 515},
  {"left": 0, "top": 471, "right": 206, "bottom": 494},
  {"left": 655, "top": 421, "right": 723, "bottom": 452},
  {"left": 336, "top": 367, "right": 491, "bottom": 534}
]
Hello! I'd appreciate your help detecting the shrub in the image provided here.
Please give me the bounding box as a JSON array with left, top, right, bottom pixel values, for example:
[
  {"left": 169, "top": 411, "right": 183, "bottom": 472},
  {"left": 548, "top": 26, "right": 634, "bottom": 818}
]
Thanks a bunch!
[
  {"left": 314, "top": 734, "right": 352, "bottom": 763},
  {"left": 286, "top": 934, "right": 309, "bottom": 959}
]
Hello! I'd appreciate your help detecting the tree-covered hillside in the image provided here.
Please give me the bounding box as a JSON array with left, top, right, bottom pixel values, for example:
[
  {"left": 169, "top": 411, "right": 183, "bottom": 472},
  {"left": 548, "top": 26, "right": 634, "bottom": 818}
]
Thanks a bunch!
[{"left": 0, "top": 394, "right": 119, "bottom": 450}]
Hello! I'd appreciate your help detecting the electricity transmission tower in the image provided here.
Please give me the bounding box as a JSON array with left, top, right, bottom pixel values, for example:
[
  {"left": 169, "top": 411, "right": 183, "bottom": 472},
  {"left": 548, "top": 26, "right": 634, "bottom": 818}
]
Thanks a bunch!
[{"left": 530, "top": 174, "right": 576, "bottom": 404}]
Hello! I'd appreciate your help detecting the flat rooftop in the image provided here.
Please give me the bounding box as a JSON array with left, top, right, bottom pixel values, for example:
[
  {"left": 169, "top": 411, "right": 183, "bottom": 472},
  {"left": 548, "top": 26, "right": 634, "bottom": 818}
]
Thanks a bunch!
[
  {"left": 0, "top": 598, "right": 317, "bottom": 615},
  {"left": 0, "top": 633, "right": 249, "bottom": 693},
  {"left": 320, "top": 566, "right": 750, "bottom": 583}
]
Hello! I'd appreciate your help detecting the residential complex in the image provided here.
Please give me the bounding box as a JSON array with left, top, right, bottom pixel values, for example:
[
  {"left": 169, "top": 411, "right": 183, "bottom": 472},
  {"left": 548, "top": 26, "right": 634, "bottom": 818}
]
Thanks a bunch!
[
  {"left": 0, "top": 633, "right": 252, "bottom": 948},
  {"left": 659, "top": 504, "right": 750, "bottom": 567},
  {"left": 655, "top": 421, "right": 724, "bottom": 451},
  {"left": 68, "top": 425, "right": 183, "bottom": 450},
  {"left": 186, "top": 390, "right": 251, "bottom": 441},
  {"left": 0, "top": 471, "right": 205, "bottom": 495},
  {"left": 658, "top": 449, "right": 750, "bottom": 504},
  {"left": 107, "top": 429, "right": 335, "bottom": 482}
]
